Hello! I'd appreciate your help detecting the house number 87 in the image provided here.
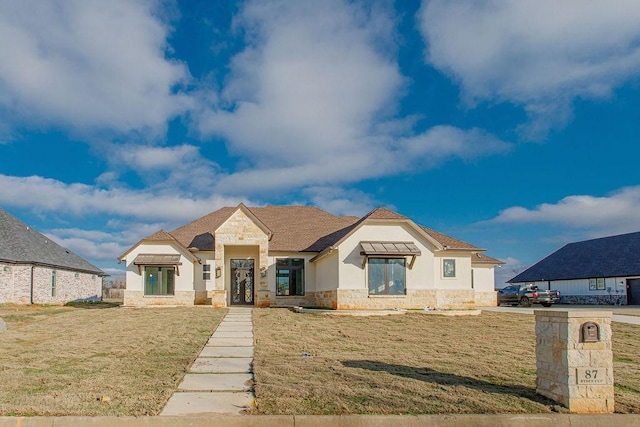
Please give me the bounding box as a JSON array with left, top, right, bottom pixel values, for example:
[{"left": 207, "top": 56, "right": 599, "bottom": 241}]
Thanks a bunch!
[{"left": 584, "top": 370, "right": 598, "bottom": 379}]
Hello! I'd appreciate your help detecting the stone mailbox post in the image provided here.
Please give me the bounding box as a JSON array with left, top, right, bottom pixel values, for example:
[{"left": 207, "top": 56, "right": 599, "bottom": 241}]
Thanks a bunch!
[{"left": 534, "top": 310, "right": 614, "bottom": 413}]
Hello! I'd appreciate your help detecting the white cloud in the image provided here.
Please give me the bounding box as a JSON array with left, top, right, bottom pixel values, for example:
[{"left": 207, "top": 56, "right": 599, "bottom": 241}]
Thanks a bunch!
[
  {"left": 400, "top": 126, "right": 510, "bottom": 168},
  {"left": 113, "top": 143, "right": 220, "bottom": 191},
  {"left": 419, "top": 0, "right": 640, "bottom": 137},
  {"left": 495, "top": 256, "right": 525, "bottom": 288},
  {"left": 196, "top": 0, "right": 508, "bottom": 195},
  {"left": 302, "top": 187, "right": 381, "bottom": 217},
  {"left": 489, "top": 186, "right": 640, "bottom": 236},
  {"left": 0, "top": 0, "right": 192, "bottom": 136},
  {"left": 0, "top": 174, "right": 245, "bottom": 222}
]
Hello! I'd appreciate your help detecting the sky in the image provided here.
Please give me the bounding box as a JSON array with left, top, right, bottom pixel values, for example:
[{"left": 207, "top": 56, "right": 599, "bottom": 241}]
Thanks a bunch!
[{"left": 1, "top": 0, "right": 640, "bottom": 286}]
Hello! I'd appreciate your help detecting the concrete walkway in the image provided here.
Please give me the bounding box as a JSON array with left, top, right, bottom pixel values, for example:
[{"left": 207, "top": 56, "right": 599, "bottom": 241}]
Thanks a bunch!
[{"left": 161, "top": 307, "right": 255, "bottom": 416}]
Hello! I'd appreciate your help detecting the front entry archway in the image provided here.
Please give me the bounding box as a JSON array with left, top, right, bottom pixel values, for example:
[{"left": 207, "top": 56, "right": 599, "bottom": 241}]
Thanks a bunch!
[{"left": 230, "top": 259, "right": 255, "bottom": 305}]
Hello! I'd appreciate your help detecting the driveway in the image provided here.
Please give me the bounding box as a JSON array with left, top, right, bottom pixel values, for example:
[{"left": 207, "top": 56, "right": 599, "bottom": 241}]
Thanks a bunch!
[{"left": 481, "top": 305, "right": 640, "bottom": 325}]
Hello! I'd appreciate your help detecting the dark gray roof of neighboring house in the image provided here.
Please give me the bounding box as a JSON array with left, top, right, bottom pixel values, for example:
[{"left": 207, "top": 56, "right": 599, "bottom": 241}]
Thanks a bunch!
[
  {"left": 0, "top": 208, "right": 105, "bottom": 275},
  {"left": 509, "top": 231, "right": 640, "bottom": 283}
]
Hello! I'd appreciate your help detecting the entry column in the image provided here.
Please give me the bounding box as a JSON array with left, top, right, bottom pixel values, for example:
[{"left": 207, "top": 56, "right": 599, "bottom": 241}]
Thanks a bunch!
[{"left": 534, "top": 309, "right": 614, "bottom": 413}]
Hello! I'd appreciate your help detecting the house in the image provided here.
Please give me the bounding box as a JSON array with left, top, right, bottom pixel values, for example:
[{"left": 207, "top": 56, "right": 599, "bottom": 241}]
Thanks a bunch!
[
  {"left": 509, "top": 231, "right": 640, "bottom": 305},
  {"left": 0, "top": 208, "right": 106, "bottom": 304},
  {"left": 118, "top": 204, "right": 504, "bottom": 309}
]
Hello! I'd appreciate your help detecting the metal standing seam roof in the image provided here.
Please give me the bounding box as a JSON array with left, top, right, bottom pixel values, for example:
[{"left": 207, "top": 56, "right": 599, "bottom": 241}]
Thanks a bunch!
[
  {"left": 0, "top": 207, "right": 105, "bottom": 276},
  {"left": 133, "top": 254, "right": 182, "bottom": 265},
  {"left": 360, "top": 241, "right": 422, "bottom": 256},
  {"left": 509, "top": 231, "right": 640, "bottom": 283}
]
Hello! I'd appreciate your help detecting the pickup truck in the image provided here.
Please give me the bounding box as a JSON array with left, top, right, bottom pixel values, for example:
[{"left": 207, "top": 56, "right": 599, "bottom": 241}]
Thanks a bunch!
[{"left": 497, "top": 284, "right": 561, "bottom": 307}]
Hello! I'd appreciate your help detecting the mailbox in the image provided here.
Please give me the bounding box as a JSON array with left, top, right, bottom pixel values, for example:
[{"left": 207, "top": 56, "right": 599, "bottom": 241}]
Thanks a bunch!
[{"left": 581, "top": 322, "right": 600, "bottom": 343}]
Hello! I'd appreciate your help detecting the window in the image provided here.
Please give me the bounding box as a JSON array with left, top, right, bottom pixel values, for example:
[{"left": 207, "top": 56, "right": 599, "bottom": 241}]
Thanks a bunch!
[
  {"left": 589, "top": 278, "right": 606, "bottom": 291},
  {"left": 203, "top": 264, "right": 211, "bottom": 280},
  {"left": 276, "top": 258, "right": 305, "bottom": 296},
  {"left": 51, "top": 270, "right": 57, "bottom": 297},
  {"left": 144, "top": 266, "right": 175, "bottom": 295},
  {"left": 443, "top": 259, "right": 456, "bottom": 278},
  {"left": 368, "top": 258, "right": 406, "bottom": 295}
]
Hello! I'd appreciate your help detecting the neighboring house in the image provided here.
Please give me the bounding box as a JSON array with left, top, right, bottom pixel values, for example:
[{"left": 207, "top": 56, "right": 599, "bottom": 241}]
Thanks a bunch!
[
  {"left": 118, "top": 204, "right": 504, "bottom": 309},
  {"left": 0, "top": 208, "right": 106, "bottom": 304},
  {"left": 509, "top": 231, "right": 640, "bottom": 305}
]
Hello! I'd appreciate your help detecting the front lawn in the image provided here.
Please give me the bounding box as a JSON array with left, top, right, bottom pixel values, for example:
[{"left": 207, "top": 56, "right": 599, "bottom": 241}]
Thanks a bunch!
[
  {"left": 252, "top": 309, "right": 640, "bottom": 414},
  {"left": 0, "top": 304, "right": 226, "bottom": 416}
]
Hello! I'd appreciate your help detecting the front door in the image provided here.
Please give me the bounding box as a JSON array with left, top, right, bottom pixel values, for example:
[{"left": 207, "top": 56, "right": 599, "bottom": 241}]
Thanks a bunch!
[{"left": 230, "top": 259, "right": 255, "bottom": 305}]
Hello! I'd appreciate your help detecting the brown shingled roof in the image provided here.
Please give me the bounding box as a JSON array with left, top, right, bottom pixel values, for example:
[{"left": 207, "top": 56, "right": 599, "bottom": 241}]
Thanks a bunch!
[
  {"left": 248, "top": 206, "right": 357, "bottom": 252},
  {"left": 472, "top": 252, "right": 505, "bottom": 265},
  {"left": 123, "top": 205, "right": 490, "bottom": 258},
  {"left": 420, "top": 226, "right": 482, "bottom": 251},
  {"left": 365, "top": 207, "right": 408, "bottom": 220},
  {"left": 170, "top": 206, "right": 236, "bottom": 249},
  {"left": 145, "top": 230, "right": 178, "bottom": 241}
]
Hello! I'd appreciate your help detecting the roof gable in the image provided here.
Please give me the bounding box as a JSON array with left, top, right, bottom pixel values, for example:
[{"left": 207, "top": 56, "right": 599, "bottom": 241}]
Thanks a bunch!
[
  {"left": 510, "top": 231, "right": 640, "bottom": 282},
  {"left": 0, "top": 208, "right": 105, "bottom": 275},
  {"left": 118, "top": 229, "right": 199, "bottom": 263}
]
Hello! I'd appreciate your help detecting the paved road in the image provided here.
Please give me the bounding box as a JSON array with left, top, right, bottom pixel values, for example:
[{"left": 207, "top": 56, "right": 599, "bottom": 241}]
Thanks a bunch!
[{"left": 481, "top": 306, "right": 640, "bottom": 325}]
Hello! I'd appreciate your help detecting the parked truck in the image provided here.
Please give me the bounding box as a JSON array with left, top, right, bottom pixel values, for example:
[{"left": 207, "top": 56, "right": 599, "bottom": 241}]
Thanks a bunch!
[{"left": 497, "top": 284, "right": 560, "bottom": 307}]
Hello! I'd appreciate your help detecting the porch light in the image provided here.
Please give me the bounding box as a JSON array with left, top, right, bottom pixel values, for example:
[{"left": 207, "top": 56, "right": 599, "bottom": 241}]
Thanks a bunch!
[{"left": 215, "top": 266, "right": 221, "bottom": 278}]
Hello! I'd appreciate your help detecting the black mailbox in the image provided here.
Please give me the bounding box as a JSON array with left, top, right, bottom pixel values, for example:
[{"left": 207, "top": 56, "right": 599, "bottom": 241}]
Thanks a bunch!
[{"left": 581, "top": 322, "right": 600, "bottom": 343}]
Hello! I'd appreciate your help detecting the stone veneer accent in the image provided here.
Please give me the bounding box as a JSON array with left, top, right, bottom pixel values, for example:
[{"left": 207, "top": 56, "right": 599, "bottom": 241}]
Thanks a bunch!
[
  {"left": 310, "top": 290, "right": 338, "bottom": 309},
  {"left": 302, "top": 289, "right": 475, "bottom": 310},
  {"left": 474, "top": 291, "right": 498, "bottom": 307},
  {"left": 210, "top": 290, "right": 227, "bottom": 308},
  {"left": 560, "top": 295, "right": 627, "bottom": 305},
  {"left": 535, "top": 310, "right": 614, "bottom": 413},
  {"left": 213, "top": 209, "right": 269, "bottom": 307},
  {"left": 1, "top": 263, "right": 101, "bottom": 304},
  {"left": 124, "top": 290, "right": 195, "bottom": 306}
]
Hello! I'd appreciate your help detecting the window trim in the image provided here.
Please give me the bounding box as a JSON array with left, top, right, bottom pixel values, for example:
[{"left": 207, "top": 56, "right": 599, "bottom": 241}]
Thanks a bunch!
[
  {"left": 367, "top": 257, "right": 407, "bottom": 296},
  {"left": 144, "top": 265, "right": 176, "bottom": 296},
  {"left": 275, "top": 258, "right": 305, "bottom": 296},
  {"left": 51, "top": 270, "right": 57, "bottom": 297},
  {"left": 443, "top": 259, "right": 456, "bottom": 278},
  {"left": 589, "top": 278, "right": 606, "bottom": 291}
]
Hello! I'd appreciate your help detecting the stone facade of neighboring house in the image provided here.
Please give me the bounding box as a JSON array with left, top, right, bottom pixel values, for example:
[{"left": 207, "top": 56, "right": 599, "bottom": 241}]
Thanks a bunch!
[
  {"left": 0, "top": 208, "right": 106, "bottom": 304},
  {"left": 120, "top": 204, "right": 503, "bottom": 310}
]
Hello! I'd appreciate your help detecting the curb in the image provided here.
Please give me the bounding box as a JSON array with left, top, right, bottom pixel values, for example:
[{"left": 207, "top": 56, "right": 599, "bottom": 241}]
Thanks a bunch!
[{"left": 1, "top": 414, "right": 639, "bottom": 427}]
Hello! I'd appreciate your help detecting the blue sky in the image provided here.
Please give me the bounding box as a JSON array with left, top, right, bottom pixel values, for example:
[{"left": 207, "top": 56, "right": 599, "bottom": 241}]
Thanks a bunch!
[{"left": 1, "top": 0, "right": 640, "bottom": 286}]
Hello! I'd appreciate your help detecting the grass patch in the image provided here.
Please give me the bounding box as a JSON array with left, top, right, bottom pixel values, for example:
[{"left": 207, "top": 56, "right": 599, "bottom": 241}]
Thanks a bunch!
[
  {"left": 253, "top": 309, "right": 640, "bottom": 414},
  {"left": 0, "top": 304, "right": 226, "bottom": 416}
]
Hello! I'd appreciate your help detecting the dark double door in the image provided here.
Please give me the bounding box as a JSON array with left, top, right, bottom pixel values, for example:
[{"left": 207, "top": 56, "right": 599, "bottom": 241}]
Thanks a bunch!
[{"left": 230, "top": 259, "right": 255, "bottom": 306}]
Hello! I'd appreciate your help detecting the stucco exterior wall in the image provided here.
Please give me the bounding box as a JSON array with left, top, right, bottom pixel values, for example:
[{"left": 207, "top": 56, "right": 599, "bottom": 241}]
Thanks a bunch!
[
  {"left": 193, "top": 252, "right": 215, "bottom": 304},
  {"left": 0, "top": 262, "right": 101, "bottom": 304},
  {"left": 433, "top": 252, "right": 472, "bottom": 290},
  {"left": 473, "top": 264, "right": 498, "bottom": 307},
  {"left": 314, "top": 250, "right": 339, "bottom": 292},
  {"left": 337, "top": 223, "right": 437, "bottom": 291},
  {"left": 122, "top": 243, "right": 196, "bottom": 306}
]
